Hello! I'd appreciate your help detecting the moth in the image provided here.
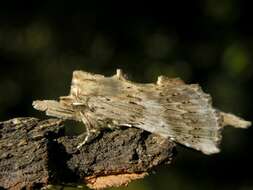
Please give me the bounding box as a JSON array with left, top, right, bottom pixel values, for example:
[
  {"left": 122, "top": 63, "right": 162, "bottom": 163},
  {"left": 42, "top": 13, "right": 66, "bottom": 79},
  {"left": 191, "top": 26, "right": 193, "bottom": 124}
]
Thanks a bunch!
[{"left": 33, "top": 69, "right": 251, "bottom": 155}]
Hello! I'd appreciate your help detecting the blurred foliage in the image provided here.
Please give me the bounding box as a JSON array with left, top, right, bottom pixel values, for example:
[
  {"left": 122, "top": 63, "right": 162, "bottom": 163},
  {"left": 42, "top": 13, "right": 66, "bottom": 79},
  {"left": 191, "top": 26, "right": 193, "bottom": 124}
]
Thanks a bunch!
[{"left": 0, "top": 1, "right": 253, "bottom": 190}]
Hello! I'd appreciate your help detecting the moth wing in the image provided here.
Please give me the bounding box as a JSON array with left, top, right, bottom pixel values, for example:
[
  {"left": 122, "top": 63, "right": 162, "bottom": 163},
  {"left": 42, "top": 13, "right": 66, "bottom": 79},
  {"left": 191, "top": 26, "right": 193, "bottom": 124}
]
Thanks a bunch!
[
  {"left": 70, "top": 72, "right": 222, "bottom": 154},
  {"left": 135, "top": 84, "right": 222, "bottom": 155}
]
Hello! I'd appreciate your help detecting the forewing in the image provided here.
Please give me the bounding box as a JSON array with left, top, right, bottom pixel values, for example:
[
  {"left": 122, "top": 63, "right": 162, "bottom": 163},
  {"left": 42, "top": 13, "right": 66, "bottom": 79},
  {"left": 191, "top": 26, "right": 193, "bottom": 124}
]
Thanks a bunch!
[
  {"left": 135, "top": 82, "right": 222, "bottom": 155},
  {"left": 70, "top": 72, "right": 223, "bottom": 154}
]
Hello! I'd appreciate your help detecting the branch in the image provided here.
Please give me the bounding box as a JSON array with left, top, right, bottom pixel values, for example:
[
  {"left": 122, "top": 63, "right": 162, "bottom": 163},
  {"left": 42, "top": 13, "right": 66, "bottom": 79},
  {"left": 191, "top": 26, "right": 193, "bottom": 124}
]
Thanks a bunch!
[{"left": 0, "top": 118, "right": 175, "bottom": 190}]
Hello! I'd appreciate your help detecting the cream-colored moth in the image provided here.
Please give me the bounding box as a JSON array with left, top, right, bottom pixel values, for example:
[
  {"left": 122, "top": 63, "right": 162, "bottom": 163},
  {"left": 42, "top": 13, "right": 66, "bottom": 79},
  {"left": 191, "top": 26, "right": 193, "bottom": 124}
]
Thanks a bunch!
[{"left": 33, "top": 69, "right": 251, "bottom": 154}]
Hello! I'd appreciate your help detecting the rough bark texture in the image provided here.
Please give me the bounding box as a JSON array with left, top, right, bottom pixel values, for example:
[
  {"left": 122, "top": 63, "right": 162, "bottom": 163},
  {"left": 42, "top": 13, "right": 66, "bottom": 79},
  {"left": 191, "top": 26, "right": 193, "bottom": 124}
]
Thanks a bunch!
[{"left": 0, "top": 117, "right": 176, "bottom": 190}]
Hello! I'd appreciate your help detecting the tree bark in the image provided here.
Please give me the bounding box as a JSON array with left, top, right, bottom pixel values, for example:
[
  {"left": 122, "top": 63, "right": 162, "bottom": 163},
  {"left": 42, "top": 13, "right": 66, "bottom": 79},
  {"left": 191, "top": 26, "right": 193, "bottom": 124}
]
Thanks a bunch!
[{"left": 0, "top": 118, "right": 176, "bottom": 190}]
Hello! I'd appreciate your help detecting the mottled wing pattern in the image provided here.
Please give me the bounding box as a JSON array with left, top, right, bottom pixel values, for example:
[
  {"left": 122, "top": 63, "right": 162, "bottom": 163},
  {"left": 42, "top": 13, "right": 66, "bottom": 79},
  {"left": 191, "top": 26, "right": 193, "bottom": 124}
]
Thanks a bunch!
[
  {"left": 70, "top": 72, "right": 222, "bottom": 154},
  {"left": 33, "top": 70, "right": 250, "bottom": 155},
  {"left": 69, "top": 70, "right": 145, "bottom": 127},
  {"left": 136, "top": 80, "right": 222, "bottom": 155}
]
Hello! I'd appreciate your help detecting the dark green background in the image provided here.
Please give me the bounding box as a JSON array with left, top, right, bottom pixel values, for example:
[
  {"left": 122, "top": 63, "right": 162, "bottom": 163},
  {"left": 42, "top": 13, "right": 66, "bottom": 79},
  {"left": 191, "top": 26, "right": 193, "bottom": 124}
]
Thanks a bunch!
[{"left": 0, "top": 1, "right": 253, "bottom": 189}]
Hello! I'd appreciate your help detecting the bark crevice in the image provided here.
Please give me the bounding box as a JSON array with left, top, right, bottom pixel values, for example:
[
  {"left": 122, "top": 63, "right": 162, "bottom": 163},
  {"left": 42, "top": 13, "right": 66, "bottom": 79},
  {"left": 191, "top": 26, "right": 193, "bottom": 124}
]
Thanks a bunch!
[{"left": 0, "top": 118, "right": 175, "bottom": 190}]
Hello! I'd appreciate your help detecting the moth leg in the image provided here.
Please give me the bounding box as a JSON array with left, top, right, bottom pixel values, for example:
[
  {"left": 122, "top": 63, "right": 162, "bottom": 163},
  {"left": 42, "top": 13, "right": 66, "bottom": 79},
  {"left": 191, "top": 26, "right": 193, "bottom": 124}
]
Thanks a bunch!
[
  {"left": 77, "top": 111, "right": 98, "bottom": 149},
  {"left": 72, "top": 87, "right": 87, "bottom": 106}
]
